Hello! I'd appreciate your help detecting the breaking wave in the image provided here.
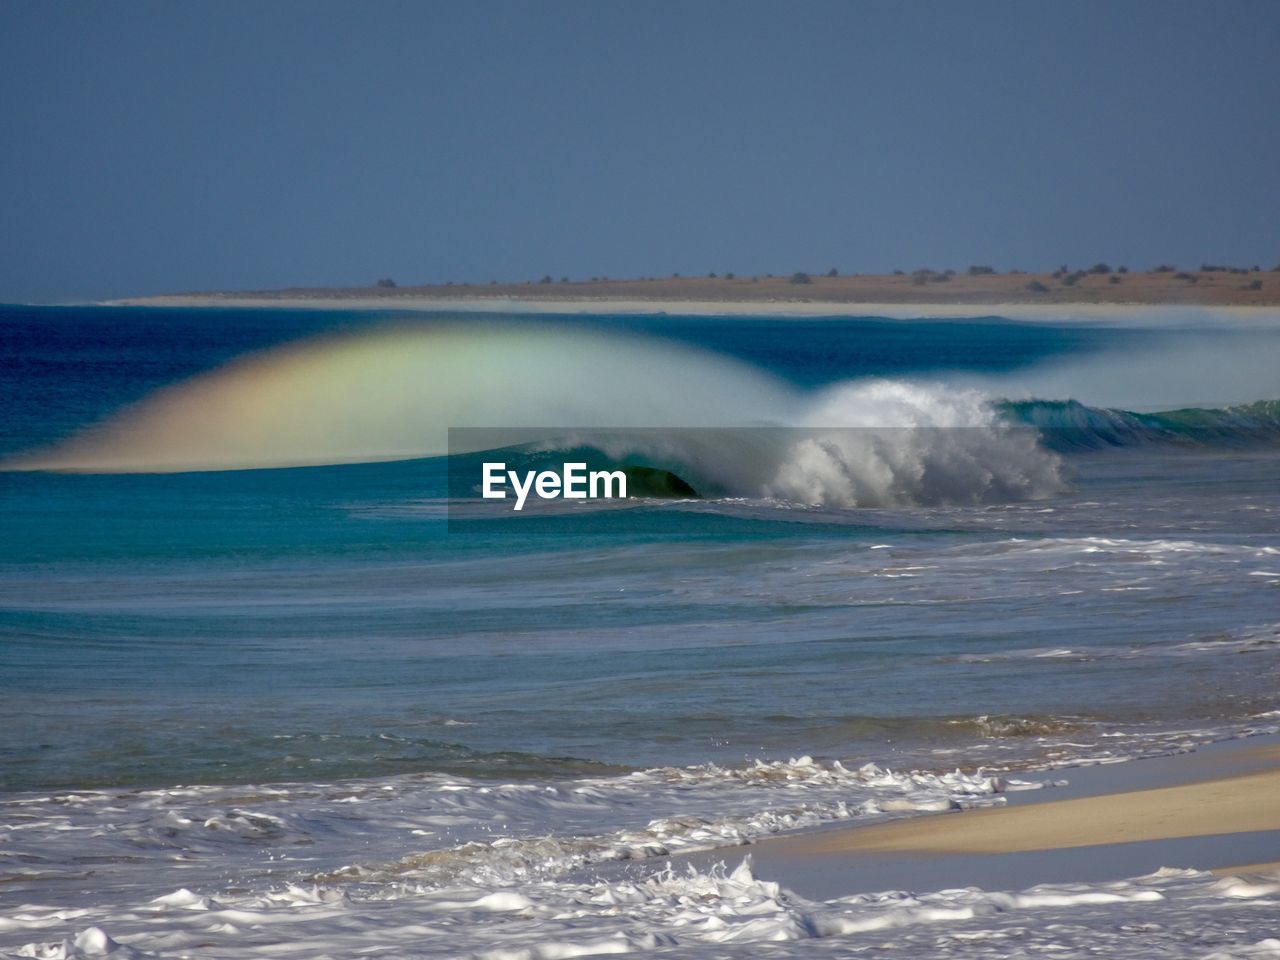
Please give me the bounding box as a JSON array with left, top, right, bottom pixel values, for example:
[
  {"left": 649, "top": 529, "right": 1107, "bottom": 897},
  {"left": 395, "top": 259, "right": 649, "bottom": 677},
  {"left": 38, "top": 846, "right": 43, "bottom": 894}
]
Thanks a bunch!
[
  {"left": 3, "top": 323, "right": 1066, "bottom": 508},
  {"left": 472, "top": 379, "right": 1066, "bottom": 508},
  {"left": 1001, "top": 398, "right": 1280, "bottom": 450},
  {"left": 6, "top": 320, "right": 1275, "bottom": 507}
]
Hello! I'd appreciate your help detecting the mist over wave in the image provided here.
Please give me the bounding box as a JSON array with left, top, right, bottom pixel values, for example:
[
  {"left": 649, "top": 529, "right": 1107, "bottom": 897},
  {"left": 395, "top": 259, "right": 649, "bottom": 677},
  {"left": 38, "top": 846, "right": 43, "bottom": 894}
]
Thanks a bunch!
[
  {"left": 958, "top": 328, "right": 1280, "bottom": 411},
  {"left": 2, "top": 323, "right": 795, "bottom": 472}
]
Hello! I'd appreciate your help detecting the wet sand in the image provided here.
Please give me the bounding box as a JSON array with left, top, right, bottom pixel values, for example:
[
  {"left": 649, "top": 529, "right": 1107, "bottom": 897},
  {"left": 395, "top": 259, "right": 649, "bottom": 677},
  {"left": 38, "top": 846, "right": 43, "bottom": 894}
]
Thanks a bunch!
[
  {"left": 650, "top": 734, "right": 1280, "bottom": 900},
  {"left": 794, "top": 766, "right": 1280, "bottom": 857}
]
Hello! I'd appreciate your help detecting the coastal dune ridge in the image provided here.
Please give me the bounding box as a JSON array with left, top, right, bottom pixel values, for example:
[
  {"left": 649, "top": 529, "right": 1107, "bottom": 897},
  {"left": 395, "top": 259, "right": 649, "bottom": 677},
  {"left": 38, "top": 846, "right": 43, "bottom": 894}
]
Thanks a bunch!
[{"left": 110, "top": 265, "right": 1280, "bottom": 313}]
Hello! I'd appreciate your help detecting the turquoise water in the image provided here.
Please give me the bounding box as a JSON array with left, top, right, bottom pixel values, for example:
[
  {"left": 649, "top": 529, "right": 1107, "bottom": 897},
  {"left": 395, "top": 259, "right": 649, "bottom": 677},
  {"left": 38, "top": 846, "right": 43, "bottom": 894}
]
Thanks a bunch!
[{"left": 2, "top": 305, "right": 1279, "bottom": 795}]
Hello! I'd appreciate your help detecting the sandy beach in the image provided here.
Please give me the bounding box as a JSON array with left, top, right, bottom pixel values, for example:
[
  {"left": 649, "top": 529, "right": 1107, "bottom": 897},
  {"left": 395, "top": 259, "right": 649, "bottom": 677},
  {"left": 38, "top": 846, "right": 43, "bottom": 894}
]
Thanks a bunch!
[
  {"left": 659, "top": 734, "right": 1280, "bottom": 902},
  {"left": 797, "top": 747, "right": 1280, "bottom": 857}
]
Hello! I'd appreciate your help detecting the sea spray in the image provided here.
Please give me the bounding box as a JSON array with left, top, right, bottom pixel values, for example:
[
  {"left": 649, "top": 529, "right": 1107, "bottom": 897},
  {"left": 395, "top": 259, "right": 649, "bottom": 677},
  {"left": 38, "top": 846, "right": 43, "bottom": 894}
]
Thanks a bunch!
[
  {"left": 1, "top": 323, "right": 795, "bottom": 472},
  {"left": 769, "top": 380, "right": 1063, "bottom": 506}
]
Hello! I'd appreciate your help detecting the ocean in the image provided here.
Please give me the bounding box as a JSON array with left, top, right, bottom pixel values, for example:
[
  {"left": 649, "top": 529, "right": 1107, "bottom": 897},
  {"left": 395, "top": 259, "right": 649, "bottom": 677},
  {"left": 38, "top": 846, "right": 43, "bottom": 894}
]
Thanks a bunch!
[{"left": 2, "top": 303, "right": 1279, "bottom": 958}]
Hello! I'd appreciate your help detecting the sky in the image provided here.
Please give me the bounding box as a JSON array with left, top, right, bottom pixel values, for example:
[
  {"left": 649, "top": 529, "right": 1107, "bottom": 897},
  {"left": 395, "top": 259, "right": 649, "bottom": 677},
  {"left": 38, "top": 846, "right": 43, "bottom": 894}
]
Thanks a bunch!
[{"left": 2, "top": 0, "right": 1278, "bottom": 302}]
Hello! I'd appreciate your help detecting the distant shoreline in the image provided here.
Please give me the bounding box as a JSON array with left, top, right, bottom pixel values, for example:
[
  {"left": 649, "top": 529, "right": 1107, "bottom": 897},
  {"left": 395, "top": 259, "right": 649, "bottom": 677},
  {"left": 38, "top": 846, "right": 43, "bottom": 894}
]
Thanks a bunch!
[
  {"left": 108, "top": 268, "right": 1280, "bottom": 315},
  {"left": 102, "top": 294, "right": 1280, "bottom": 328}
]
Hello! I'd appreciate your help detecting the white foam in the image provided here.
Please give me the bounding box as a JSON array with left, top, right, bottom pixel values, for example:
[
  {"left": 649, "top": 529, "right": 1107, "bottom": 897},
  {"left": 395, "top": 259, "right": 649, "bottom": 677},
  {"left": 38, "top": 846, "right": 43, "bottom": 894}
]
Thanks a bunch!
[
  {"left": 8, "top": 859, "right": 1280, "bottom": 959},
  {"left": 768, "top": 380, "right": 1064, "bottom": 507}
]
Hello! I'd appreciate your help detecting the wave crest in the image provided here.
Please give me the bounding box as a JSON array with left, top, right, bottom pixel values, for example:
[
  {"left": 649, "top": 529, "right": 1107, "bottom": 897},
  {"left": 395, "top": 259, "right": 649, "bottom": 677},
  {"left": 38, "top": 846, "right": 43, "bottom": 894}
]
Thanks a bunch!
[
  {"left": 493, "top": 381, "right": 1066, "bottom": 508},
  {"left": 766, "top": 380, "right": 1063, "bottom": 506},
  {"left": 1001, "top": 398, "right": 1280, "bottom": 449}
]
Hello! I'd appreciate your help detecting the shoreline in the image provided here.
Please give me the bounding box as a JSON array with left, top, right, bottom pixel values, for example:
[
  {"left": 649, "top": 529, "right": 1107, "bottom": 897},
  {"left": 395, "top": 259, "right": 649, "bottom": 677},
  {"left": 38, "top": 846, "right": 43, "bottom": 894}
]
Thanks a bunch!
[
  {"left": 97, "top": 293, "right": 1280, "bottom": 327},
  {"left": 658, "top": 732, "right": 1280, "bottom": 901}
]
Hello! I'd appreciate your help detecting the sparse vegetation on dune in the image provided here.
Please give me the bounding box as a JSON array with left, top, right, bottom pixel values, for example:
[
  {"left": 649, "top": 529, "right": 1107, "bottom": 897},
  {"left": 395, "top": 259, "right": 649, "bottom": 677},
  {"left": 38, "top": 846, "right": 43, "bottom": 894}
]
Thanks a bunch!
[{"left": 166, "top": 259, "right": 1280, "bottom": 307}]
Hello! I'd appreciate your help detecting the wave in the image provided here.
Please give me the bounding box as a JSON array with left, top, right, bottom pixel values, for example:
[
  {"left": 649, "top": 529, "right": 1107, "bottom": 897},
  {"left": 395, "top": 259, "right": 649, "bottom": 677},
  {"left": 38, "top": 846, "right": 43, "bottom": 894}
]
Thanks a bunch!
[
  {"left": 3, "top": 322, "right": 1066, "bottom": 508},
  {"left": 773, "top": 381, "right": 1064, "bottom": 506},
  {"left": 455, "top": 380, "right": 1067, "bottom": 508},
  {"left": 955, "top": 620, "right": 1280, "bottom": 665},
  {"left": 999, "top": 398, "right": 1280, "bottom": 450},
  {"left": 458, "top": 393, "right": 1280, "bottom": 510},
  {"left": 8, "top": 318, "right": 1274, "bottom": 505}
]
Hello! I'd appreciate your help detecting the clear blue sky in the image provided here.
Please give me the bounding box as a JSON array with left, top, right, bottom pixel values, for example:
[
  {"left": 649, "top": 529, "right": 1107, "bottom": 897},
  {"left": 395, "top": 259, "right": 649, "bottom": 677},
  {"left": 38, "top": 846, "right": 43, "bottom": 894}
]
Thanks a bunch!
[{"left": 2, "top": 0, "right": 1278, "bottom": 302}]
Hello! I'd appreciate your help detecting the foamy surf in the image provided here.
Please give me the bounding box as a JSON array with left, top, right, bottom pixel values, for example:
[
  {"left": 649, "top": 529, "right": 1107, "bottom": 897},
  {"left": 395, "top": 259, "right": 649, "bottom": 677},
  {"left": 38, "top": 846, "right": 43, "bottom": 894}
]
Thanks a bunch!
[
  {"left": 0, "top": 758, "right": 1028, "bottom": 904},
  {"left": 6, "top": 850, "right": 1280, "bottom": 959},
  {"left": 6, "top": 726, "right": 1279, "bottom": 958}
]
